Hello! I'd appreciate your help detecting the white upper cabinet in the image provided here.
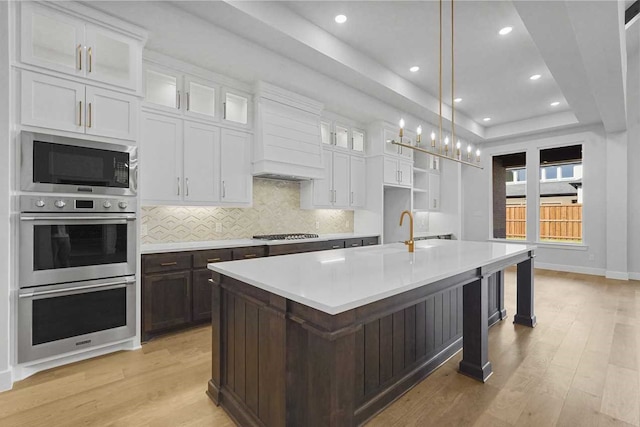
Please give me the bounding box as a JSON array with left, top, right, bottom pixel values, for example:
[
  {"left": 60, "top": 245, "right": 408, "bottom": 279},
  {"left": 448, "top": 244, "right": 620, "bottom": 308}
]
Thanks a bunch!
[
  {"left": 185, "top": 76, "right": 218, "bottom": 121},
  {"left": 20, "top": 2, "right": 84, "bottom": 77},
  {"left": 143, "top": 63, "right": 250, "bottom": 129},
  {"left": 371, "top": 122, "right": 414, "bottom": 160},
  {"left": 220, "top": 129, "right": 252, "bottom": 203},
  {"left": 383, "top": 157, "right": 412, "bottom": 188},
  {"left": 349, "top": 156, "right": 366, "bottom": 208},
  {"left": 20, "top": 3, "right": 144, "bottom": 92},
  {"left": 183, "top": 121, "right": 220, "bottom": 203},
  {"left": 84, "top": 86, "right": 137, "bottom": 140},
  {"left": 334, "top": 124, "right": 349, "bottom": 150},
  {"left": 428, "top": 172, "right": 441, "bottom": 210},
  {"left": 352, "top": 129, "right": 365, "bottom": 153},
  {"left": 223, "top": 88, "right": 250, "bottom": 127},
  {"left": 301, "top": 149, "right": 366, "bottom": 210},
  {"left": 21, "top": 71, "right": 137, "bottom": 140},
  {"left": 321, "top": 115, "right": 366, "bottom": 154},
  {"left": 84, "top": 24, "right": 138, "bottom": 90},
  {"left": 21, "top": 71, "right": 85, "bottom": 133},
  {"left": 140, "top": 113, "right": 183, "bottom": 203},
  {"left": 141, "top": 111, "right": 252, "bottom": 206},
  {"left": 144, "top": 67, "right": 181, "bottom": 112}
]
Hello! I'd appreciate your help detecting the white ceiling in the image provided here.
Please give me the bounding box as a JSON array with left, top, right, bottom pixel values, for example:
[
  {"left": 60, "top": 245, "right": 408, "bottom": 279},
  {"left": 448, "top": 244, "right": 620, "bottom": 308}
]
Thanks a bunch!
[
  {"left": 284, "top": 1, "right": 569, "bottom": 127},
  {"left": 87, "top": 0, "right": 631, "bottom": 141}
]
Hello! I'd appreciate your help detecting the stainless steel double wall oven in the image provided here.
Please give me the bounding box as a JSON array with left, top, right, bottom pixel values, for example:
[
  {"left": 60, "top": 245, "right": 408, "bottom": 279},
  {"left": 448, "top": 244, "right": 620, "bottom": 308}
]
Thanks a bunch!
[{"left": 18, "top": 132, "right": 138, "bottom": 363}]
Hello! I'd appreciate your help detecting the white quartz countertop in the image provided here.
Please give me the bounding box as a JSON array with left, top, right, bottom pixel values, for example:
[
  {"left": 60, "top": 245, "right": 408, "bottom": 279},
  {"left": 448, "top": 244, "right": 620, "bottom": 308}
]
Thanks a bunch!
[
  {"left": 140, "top": 233, "right": 380, "bottom": 254},
  {"left": 208, "top": 240, "right": 535, "bottom": 315}
]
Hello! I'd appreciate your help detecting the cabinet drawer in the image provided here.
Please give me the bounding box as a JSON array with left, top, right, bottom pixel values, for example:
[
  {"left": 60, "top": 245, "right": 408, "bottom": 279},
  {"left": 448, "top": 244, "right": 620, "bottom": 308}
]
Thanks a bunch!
[
  {"left": 345, "top": 238, "right": 363, "bottom": 248},
  {"left": 143, "top": 252, "right": 191, "bottom": 274},
  {"left": 327, "top": 240, "right": 346, "bottom": 250},
  {"left": 268, "top": 241, "right": 328, "bottom": 256},
  {"left": 232, "top": 246, "right": 267, "bottom": 260},
  {"left": 362, "top": 236, "right": 379, "bottom": 246},
  {"left": 193, "top": 249, "right": 232, "bottom": 268}
]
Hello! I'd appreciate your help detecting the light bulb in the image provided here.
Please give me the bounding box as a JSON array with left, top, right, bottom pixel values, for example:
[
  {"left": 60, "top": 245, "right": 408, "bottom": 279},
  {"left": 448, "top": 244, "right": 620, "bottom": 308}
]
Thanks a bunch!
[
  {"left": 467, "top": 145, "right": 472, "bottom": 153},
  {"left": 430, "top": 131, "right": 436, "bottom": 140},
  {"left": 444, "top": 136, "right": 449, "bottom": 145},
  {"left": 456, "top": 141, "right": 461, "bottom": 149},
  {"left": 416, "top": 125, "right": 422, "bottom": 135},
  {"left": 399, "top": 118, "right": 405, "bottom": 129}
]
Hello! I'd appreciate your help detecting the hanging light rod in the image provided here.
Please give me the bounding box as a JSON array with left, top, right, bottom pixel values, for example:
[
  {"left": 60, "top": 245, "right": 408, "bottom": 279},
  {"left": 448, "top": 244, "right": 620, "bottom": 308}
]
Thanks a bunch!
[{"left": 390, "top": 140, "right": 483, "bottom": 169}]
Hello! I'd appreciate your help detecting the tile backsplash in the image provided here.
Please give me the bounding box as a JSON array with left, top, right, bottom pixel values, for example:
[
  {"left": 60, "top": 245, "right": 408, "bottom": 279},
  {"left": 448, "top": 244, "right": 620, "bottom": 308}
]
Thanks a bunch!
[{"left": 141, "top": 178, "right": 354, "bottom": 244}]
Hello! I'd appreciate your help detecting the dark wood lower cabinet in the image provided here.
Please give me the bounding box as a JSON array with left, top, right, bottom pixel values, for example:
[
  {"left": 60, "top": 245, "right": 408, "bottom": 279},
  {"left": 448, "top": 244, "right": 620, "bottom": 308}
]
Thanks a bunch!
[
  {"left": 193, "top": 269, "right": 214, "bottom": 322},
  {"left": 142, "top": 270, "right": 192, "bottom": 337},
  {"left": 142, "top": 236, "right": 380, "bottom": 341}
]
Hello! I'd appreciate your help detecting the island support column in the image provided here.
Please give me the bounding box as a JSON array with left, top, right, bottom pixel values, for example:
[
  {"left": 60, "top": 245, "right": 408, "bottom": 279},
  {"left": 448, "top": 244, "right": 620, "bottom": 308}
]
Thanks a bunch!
[
  {"left": 514, "top": 252, "right": 537, "bottom": 327},
  {"left": 458, "top": 275, "right": 492, "bottom": 382}
]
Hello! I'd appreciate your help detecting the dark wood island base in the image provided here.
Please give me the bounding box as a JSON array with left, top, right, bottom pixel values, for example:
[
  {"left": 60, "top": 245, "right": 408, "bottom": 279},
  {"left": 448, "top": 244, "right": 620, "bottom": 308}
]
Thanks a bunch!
[{"left": 207, "top": 250, "right": 536, "bottom": 426}]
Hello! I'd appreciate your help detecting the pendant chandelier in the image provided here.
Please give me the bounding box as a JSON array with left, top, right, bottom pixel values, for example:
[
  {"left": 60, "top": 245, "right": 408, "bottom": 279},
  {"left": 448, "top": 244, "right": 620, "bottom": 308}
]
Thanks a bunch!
[{"left": 391, "top": 0, "right": 483, "bottom": 169}]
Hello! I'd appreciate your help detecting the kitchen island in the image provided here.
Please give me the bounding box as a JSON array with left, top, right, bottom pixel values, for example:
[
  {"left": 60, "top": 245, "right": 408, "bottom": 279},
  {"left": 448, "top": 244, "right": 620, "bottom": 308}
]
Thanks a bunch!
[{"left": 206, "top": 240, "right": 536, "bottom": 427}]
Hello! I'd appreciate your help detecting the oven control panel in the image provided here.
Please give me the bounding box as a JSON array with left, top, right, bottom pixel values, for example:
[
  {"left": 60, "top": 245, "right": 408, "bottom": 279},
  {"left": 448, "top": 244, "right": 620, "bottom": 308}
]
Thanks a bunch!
[{"left": 20, "top": 195, "right": 137, "bottom": 213}]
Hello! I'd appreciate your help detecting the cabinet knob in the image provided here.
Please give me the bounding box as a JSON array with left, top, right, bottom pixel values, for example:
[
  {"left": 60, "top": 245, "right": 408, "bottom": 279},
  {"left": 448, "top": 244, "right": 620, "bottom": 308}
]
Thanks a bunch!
[
  {"left": 35, "top": 199, "right": 45, "bottom": 208},
  {"left": 118, "top": 201, "right": 128, "bottom": 209},
  {"left": 103, "top": 201, "right": 112, "bottom": 209},
  {"left": 54, "top": 200, "right": 66, "bottom": 208}
]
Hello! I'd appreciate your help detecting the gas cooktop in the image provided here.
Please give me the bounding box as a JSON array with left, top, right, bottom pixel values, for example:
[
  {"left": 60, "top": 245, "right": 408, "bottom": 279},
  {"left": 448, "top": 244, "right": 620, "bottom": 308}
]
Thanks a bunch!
[{"left": 253, "top": 233, "right": 320, "bottom": 241}]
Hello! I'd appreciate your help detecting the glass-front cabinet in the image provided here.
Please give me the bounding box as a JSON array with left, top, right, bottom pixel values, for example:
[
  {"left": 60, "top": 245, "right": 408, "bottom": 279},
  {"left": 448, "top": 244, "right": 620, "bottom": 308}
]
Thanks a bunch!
[
  {"left": 320, "top": 117, "right": 366, "bottom": 154},
  {"left": 185, "top": 77, "right": 217, "bottom": 120},
  {"left": 223, "top": 89, "right": 250, "bottom": 126},
  {"left": 144, "top": 67, "right": 181, "bottom": 112},
  {"left": 20, "top": 2, "right": 84, "bottom": 76},
  {"left": 352, "top": 128, "right": 365, "bottom": 153},
  {"left": 20, "top": 2, "right": 141, "bottom": 91}
]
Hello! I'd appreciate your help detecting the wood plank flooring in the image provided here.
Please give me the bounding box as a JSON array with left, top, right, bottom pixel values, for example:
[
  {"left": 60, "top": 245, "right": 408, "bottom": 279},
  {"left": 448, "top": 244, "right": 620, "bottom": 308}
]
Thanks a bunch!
[{"left": 0, "top": 268, "right": 638, "bottom": 426}]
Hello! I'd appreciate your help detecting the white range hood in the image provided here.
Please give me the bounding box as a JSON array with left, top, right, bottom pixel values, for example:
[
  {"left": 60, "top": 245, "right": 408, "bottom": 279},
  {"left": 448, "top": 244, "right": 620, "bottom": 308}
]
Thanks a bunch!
[{"left": 253, "top": 82, "right": 325, "bottom": 181}]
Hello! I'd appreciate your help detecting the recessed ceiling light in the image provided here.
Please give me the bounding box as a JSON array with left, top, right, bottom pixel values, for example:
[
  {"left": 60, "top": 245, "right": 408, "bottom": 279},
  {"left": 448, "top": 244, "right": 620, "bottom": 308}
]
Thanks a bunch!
[
  {"left": 454, "top": 98, "right": 462, "bottom": 103},
  {"left": 335, "top": 14, "right": 347, "bottom": 24},
  {"left": 483, "top": 117, "right": 491, "bottom": 122},
  {"left": 529, "top": 74, "right": 541, "bottom": 81},
  {"left": 550, "top": 101, "right": 560, "bottom": 106},
  {"left": 409, "top": 66, "right": 420, "bottom": 73},
  {"left": 499, "top": 26, "right": 513, "bottom": 36}
]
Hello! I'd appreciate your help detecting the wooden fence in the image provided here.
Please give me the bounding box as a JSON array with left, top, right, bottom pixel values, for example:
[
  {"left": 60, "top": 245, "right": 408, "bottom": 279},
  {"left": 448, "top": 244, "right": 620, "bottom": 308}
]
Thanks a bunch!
[{"left": 506, "top": 204, "right": 582, "bottom": 242}]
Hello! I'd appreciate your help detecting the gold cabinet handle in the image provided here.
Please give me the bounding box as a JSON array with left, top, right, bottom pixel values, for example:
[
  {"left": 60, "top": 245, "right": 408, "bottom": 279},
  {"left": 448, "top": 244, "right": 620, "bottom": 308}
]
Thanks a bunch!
[
  {"left": 176, "top": 91, "right": 181, "bottom": 109},
  {"left": 186, "top": 92, "right": 190, "bottom": 111},
  {"left": 160, "top": 262, "right": 178, "bottom": 266},
  {"left": 87, "top": 103, "right": 92, "bottom": 128},
  {"left": 244, "top": 254, "right": 257, "bottom": 258},
  {"left": 223, "top": 102, "right": 226, "bottom": 119},
  {"left": 177, "top": 177, "right": 180, "bottom": 196},
  {"left": 88, "top": 47, "right": 92, "bottom": 72},
  {"left": 78, "top": 100, "right": 82, "bottom": 126},
  {"left": 185, "top": 177, "right": 189, "bottom": 196},
  {"left": 207, "top": 258, "right": 221, "bottom": 262},
  {"left": 77, "top": 44, "right": 82, "bottom": 70}
]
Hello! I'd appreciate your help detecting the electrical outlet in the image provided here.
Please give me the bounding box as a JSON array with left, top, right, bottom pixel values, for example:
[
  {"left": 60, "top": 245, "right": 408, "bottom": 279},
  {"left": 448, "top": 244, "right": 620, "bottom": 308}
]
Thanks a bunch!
[
  {"left": 315, "top": 221, "right": 320, "bottom": 230},
  {"left": 216, "top": 223, "right": 223, "bottom": 233},
  {"left": 141, "top": 225, "right": 148, "bottom": 236}
]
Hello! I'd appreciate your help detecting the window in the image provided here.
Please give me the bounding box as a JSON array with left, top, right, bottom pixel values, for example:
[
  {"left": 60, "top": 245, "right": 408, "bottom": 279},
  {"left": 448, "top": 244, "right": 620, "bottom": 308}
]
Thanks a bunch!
[
  {"left": 492, "top": 152, "right": 526, "bottom": 240},
  {"left": 492, "top": 144, "right": 583, "bottom": 244},
  {"left": 539, "top": 145, "right": 583, "bottom": 243}
]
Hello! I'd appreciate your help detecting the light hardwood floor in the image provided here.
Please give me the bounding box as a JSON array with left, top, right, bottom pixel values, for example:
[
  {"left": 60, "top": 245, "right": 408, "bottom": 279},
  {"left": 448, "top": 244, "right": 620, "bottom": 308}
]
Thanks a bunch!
[{"left": 0, "top": 269, "right": 638, "bottom": 427}]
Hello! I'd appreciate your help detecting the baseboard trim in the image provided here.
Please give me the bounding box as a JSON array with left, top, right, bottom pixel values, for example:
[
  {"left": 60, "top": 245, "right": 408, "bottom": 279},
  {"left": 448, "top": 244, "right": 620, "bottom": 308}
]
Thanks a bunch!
[
  {"left": 0, "top": 369, "right": 12, "bottom": 392},
  {"left": 605, "top": 271, "right": 630, "bottom": 281},
  {"left": 629, "top": 272, "right": 640, "bottom": 281},
  {"left": 535, "top": 262, "right": 606, "bottom": 277},
  {"left": 12, "top": 338, "right": 136, "bottom": 382}
]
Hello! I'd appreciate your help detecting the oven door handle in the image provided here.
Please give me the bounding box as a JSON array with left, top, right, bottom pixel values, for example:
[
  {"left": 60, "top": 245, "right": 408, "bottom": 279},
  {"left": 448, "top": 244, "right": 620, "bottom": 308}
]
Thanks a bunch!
[
  {"left": 20, "top": 215, "right": 136, "bottom": 222},
  {"left": 19, "top": 279, "right": 136, "bottom": 299}
]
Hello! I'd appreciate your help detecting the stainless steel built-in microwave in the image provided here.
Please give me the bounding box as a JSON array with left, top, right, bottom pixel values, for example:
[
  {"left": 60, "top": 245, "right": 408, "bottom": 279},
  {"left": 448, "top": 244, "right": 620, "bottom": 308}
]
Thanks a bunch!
[{"left": 21, "top": 132, "right": 137, "bottom": 196}]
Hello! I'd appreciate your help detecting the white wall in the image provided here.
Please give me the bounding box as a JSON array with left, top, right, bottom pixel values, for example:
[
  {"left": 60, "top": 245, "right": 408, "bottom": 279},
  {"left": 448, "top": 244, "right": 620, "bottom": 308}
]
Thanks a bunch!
[
  {"left": 462, "top": 127, "right": 609, "bottom": 276},
  {"left": 627, "top": 39, "right": 640, "bottom": 279},
  {"left": 429, "top": 161, "right": 462, "bottom": 237},
  {"left": 0, "top": 1, "right": 12, "bottom": 391}
]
